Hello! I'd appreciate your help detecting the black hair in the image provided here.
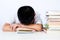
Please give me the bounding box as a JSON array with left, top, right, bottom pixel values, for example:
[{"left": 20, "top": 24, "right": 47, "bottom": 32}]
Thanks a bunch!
[{"left": 17, "top": 6, "right": 35, "bottom": 25}]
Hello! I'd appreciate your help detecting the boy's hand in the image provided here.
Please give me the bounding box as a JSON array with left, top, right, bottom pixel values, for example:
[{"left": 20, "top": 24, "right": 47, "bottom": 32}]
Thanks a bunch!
[
  {"left": 12, "top": 24, "right": 21, "bottom": 31},
  {"left": 3, "top": 23, "right": 13, "bottom": 32}
]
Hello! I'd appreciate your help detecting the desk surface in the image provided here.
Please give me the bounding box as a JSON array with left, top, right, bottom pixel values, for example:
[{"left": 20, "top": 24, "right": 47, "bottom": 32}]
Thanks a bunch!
[{"left": 0, "top": 30, "right": 60, "bottom": 40}]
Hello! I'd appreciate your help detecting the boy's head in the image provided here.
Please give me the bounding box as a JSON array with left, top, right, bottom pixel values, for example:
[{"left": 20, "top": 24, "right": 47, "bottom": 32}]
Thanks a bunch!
[{"left": 17, "top": 6, "right": 35, "bottom": 25}]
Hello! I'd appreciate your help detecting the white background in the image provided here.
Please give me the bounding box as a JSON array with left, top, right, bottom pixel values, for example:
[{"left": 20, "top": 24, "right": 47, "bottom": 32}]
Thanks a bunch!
[
  {"left": 0, "top": 0, "right": 60, "bottom": 27},
  {"left": 0, "top": 0, "right": 60, "bottom": 40}
]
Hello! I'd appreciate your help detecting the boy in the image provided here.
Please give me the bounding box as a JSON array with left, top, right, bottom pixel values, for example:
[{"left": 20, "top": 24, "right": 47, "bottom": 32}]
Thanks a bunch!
[{"left": 3, "top": 6, "right": 43, "bottom": 32}]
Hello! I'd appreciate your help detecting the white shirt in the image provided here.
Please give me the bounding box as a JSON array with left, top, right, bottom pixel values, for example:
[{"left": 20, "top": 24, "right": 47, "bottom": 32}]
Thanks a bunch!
[{"left": 6, "top": 13, "right": 42, "bottom": 24}]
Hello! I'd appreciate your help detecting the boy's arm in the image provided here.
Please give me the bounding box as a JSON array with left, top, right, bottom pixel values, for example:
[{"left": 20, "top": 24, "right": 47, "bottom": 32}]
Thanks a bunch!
[
  {"left": 2, "top": 23, "right": 13, "bottom": 32},
  {"left": 3, "top": 23, "right": 43, "bottom": 32},
  {"left": 36, "top": 24, "right": 43, "bottom": 31},
  {"left": 24, "top": 24, "right": 43, "bottom": 31},
  {"left": 3, "top": 23, "right": 23, "bottom": 32}
]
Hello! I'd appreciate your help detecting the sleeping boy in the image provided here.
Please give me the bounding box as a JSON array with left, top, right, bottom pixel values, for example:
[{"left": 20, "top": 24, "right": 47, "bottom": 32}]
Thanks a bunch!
[{"left": 3, "top": 6, "right": 43, "bottom": 32}]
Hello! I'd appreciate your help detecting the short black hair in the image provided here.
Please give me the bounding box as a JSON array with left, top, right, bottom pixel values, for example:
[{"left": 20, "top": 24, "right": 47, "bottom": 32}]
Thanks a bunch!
[{"left": 17, "top": 6, "right": 35, "bottom": 25}]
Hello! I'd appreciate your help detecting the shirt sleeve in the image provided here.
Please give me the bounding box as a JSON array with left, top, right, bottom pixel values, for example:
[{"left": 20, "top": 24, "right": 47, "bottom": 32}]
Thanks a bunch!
[
  {"left": 5, "top": 14, "right": 16, "bottom": 24},
  {"left": 35, "top": 13, "right": 42, "bottom": 24}
]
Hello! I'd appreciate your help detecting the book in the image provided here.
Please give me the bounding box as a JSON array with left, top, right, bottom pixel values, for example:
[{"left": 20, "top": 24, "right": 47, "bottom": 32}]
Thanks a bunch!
[
  {"left": 48, "top": 18, "right": 60, "bottom": 22},
  {"left": 16, "top": 28, "right": 34, "bottom": 34},
  {"left": 16, "top": 28, "right": 33, "bottom": 32},
  {"left": 47, "top": 16, "right": 60, "bottom": 18},
  {"left": 46, "top": 11, "right": 60, "bottom": 15}
]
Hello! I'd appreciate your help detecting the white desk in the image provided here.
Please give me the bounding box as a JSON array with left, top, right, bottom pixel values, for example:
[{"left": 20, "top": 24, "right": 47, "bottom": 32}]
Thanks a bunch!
[
  {"left": 0, "top": 31, "right": 47, "bottom": 40},
  {"left": 0, "top": 30, "right": 60, "bottom": 40}
]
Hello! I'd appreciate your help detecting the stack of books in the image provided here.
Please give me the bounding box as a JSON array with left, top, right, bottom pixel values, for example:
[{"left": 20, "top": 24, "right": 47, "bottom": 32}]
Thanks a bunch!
[{"left": 46, "top": 11, "right": 60, "bottom": 30}]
